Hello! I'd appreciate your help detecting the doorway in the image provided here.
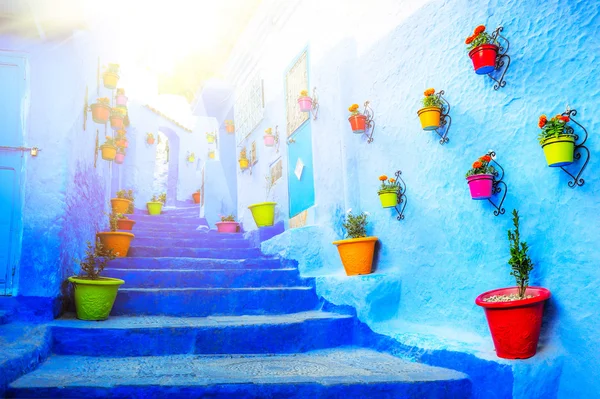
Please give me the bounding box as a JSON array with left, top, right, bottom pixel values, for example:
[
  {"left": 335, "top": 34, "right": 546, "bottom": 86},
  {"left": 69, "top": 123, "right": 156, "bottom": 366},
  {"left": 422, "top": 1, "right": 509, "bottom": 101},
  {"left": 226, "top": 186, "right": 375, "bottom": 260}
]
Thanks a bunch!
[{"left": 152, "top": 128, "right": 180, "bottom": 206}]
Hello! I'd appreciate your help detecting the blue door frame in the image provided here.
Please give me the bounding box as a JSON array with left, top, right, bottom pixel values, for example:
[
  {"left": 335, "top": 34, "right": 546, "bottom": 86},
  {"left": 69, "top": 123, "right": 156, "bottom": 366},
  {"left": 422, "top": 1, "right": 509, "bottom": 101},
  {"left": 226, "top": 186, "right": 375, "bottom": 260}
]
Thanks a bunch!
[{"left": 0, "top": 54, "right": 27, "bottom": 296}]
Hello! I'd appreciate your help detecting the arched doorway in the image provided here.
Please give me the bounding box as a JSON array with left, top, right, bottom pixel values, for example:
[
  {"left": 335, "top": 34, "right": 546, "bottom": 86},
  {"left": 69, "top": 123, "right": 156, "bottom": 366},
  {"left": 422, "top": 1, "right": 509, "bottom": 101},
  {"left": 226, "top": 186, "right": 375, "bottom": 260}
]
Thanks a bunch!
[{"left": 152, "top": 127, "right": 180, "bottom": 207}]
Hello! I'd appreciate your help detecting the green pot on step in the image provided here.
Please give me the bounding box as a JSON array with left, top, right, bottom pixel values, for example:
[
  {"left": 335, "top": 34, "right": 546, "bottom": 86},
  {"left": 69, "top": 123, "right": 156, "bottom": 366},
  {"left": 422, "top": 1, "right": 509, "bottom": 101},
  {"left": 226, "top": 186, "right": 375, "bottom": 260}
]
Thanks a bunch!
[
  {"left": 68, "top": 276, "right": 124, "bottom": 321},
  {"left": 248, "top": 202, "right": 277, "bottom": 227},
  {"left": 146, "top": 201, "right": 163, "bottom": 215}
]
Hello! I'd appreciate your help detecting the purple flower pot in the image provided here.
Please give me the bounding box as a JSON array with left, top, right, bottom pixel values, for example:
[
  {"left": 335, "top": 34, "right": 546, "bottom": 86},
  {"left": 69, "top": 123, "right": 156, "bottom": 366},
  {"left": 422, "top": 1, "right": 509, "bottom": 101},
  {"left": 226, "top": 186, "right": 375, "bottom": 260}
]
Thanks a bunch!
[{"left": 114, "top": 153, "right": 125, "bottom": 164}]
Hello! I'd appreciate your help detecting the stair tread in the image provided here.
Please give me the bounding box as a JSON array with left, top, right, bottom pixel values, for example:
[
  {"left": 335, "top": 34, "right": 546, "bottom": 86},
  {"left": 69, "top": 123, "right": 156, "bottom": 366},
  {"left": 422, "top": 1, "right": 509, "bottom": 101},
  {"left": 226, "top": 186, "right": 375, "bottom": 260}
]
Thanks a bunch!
[
  {"left": 9, "top": 348, "right": 468, "bottom": 388},
  {"left": 120, "top": 286, "right": 313, "bottom": 292},
  {"left": 107, "top": 268, "right": 297, "bottom": 272},
  {"left": 52, "top": 311, "right": 352, "bottom": 329}
]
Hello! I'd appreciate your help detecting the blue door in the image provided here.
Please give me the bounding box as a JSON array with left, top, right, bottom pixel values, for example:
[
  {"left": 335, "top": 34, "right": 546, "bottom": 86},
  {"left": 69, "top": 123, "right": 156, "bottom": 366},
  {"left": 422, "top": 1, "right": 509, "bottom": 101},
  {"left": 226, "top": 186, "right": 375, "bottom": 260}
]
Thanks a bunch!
[
  {"left": 0, "top": 55, "right": 26, "bottom": 296},
  {"left": 287, "top": 121, "right": 315, "bottom": 217}
]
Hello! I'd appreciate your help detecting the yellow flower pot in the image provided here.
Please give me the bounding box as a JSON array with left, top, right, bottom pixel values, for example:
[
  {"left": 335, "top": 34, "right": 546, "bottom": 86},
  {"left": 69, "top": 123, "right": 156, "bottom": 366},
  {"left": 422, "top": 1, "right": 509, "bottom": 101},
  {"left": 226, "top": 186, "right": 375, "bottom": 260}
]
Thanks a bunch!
[
  {"left": 417, "top": 107, "right": 442, "bottom": 131},
  {"left": 207, "top": 135, "right": 215, "bottom": 144},
  {"left": 248, "top": 202, "right": 276, "bottom": 227},
  {"left": 100, "top": 144, "right": 117, "bottom": 161},
  {"left": 239, "top": 158, "right": 249, "bottom": 170},
  {"left": 541, "top": 135, "right": 575, "bottom": 167},
  {"left": 103, "top": 72, "right": 119, "bottom": 90}
]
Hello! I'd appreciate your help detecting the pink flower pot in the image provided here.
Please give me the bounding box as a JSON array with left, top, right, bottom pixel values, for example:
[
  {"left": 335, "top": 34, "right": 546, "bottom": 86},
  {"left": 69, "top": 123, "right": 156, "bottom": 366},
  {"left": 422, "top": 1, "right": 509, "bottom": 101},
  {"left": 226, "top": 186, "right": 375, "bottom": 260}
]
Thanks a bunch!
[
  {"left": 114, "top": 152, "right": 125, "bottom": 164},
  {"left": 116, "top": 95, "right": 128, "bottom": 106},
  {"left": 264, "top": 135, "right": 275, "bottom": 147},
  {"left": 216, "top": 221, "right": 240, "bottom": 233},
  {"left": 298, "top": 96, "right": 313, "bottom": 112},
  {"left": 466, "top": 174, "right": 494, "bottom": 200}
]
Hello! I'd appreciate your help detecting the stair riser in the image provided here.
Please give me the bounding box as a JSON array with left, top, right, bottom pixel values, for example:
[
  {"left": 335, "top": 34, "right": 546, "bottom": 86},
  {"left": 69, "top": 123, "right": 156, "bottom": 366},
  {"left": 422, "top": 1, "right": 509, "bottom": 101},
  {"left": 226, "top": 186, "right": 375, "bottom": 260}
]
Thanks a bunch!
[
  {"left": 102, "top": 269, "right": 306, "bottom": 288},
  {"left": 112, "top": 288, "right": 318, "bottom": 316},
  {"left": 127, "top": 216, "right": 202, "bottom": 224},
  {"left": 131, "top": 237, "right": 250, "bottom": 248},
  {"left": 108, "top": 258, "right": 285, "bottom": 270},
  {"left": 51, "top": 318, "right": 354, "bottom": 356},
  {"left": 132, "top": 231, "right": 240, "bottom": 239},
  {"left": 128, "top": 247, "right": 262, "bottom": 259},
  {"left": 8, "top": 381, "right": 472, "bottom": 399}
]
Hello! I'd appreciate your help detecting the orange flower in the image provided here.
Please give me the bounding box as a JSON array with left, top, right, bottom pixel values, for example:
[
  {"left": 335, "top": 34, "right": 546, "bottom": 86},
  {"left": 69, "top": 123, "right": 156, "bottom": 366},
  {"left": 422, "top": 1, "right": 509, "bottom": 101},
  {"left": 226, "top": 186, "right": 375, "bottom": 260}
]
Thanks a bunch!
[
  {"left": 559, "top": 115, "right": 570, "bottom": 123},
  {"left": 465, "top": 35, "right": 474, "bottom": 45},
  {"left": 474, "top": 25, "right": 486, "bottom": 35},
  {"left": 480, "top": 155, "right": 492, "bottom": 163},
  {"left": 424, "top": 88, "right": 435, "bottom": 96},
  {"left": 348, "top": 104, "right": 359, "bottom": 112},
  {"left": 379, "top": 175, "right": 388, "bottom": 181},
  {"left": 389, "top": 178, "right": 396, "bottom": 183},
  {"left": 538, "top": 120, "right": 546, "bottom": 128},
  {"left": 473, "top": 161, "right": 483, "bottom": 169}
]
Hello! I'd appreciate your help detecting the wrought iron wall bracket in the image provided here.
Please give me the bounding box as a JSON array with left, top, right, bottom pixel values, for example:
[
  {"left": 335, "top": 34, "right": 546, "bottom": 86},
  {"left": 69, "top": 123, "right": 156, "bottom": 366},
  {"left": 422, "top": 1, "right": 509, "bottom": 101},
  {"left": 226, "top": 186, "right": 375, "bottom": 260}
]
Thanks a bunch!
[
  {"left": 363, "top": 101, "right": 375, "bottom": 143},
  {"left": 487, "top": 151, "right": 507, "bottom": 216},
  {"left": 392, "top": 170, "right": 407, "bottom": 220},
  {"left": 309, "top": 87, "right": 319, "bottom": 120},
  {"left": 488, "top": 26, "right": 511, "bottom": 90},
  {"left": 434, "top": 90, "right": 452, "bottom": 145},
  {"left": 557, "top": 108, "right": 590, "bottom": 188}
]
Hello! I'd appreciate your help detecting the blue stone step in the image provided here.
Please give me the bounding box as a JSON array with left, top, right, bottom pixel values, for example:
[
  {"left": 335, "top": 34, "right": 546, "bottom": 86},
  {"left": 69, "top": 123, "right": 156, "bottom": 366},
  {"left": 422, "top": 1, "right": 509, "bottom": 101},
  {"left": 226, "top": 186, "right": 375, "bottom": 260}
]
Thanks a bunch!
[
  {"left": 109, "top": 257, "right": 286, "bottom": 270},
  {"left": 132, "top": 230, "right": 244, "bottom": 240},
  {"left": 112, "top": 286, "right": 318, "bottom": 316},
  {"left": 103, "top": 268, "right": 307, "bottom": 288},
  {"left": 128, "top": 246, "right": 262, "bottom": 259},
  {"left": 50, "top": 312, "right": 354, "bottom": 356},
  {"left": 128, "top": 214, "right": 202, "bottom": 223},
  {"left": 132, "top": 236, "right": 250, "bottom": 248},
  {"left": 7, "top": 349, "right": 471, "bottom": 398}
]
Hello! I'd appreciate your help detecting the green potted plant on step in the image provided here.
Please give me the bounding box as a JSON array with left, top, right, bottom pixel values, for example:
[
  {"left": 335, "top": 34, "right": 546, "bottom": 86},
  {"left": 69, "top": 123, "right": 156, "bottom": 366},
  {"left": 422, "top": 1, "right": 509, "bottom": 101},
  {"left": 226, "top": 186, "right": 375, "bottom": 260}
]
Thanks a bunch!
[
  {"left": 333, "top": 210, "right": 378, "bottom": 276},
  {"left": 68, "top": 239, "right": 123, "bottom": 321},
  {"left": 147, "top": 193, "right": 166, "bottom": 215},
  {"left": 248, "top": 173, "right": 277, "bottom": 227},
  {"left": 475, "top": 210, "right": 551, "bottom": 359}
]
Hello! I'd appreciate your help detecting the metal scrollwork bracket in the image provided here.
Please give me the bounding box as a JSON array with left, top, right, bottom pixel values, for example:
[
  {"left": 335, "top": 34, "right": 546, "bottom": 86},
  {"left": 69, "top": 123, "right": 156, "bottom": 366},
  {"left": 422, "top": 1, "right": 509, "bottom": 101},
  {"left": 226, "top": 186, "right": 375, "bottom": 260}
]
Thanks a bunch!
[
  {"left": 94, "top": 129, "right": 99, "bottom": 168},
  {"left": 393, "top": 170, "right": 407, "bottom": 220},
  {"left": 559, "top": 107, "right": 589, "bottom": 188},
  {"left": 487, "top": 151, "right": 507, "bottom": 216},
  {"left": 274, "top": 125, "right": 281, "bottom": 154},
  {"left": 310, "top": 87, "right": 319, "bottom": 120},
  {"left": 364, "top": 101, "right": 375, "bottom": 143},
  {"left": 488, "top": 26, "right": 511, "bottom": 90},
  {"left": 434, "top": 90, "right": 452, "bottom": 145}
]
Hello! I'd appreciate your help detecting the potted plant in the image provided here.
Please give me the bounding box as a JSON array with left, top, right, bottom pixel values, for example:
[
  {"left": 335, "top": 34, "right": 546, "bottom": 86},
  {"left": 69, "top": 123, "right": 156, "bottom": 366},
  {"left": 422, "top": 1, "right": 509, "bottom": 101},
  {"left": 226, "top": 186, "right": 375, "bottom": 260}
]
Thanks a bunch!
[
  {"left": 348, "top": 103, "right": 367, "bottom": 134},
  {"left": 115, "top": 189, "right": 135, "bottom": 214},
  {"left": 225, "top": 120, "right": 235, "bottom": 133},
  {"left": 377, "top": 174, "right": 400, "bottom": 208},
  {"left": 537, "top": 113, "right": 576, "bottom": 167},
  {"left": 103, "top": 63, "right": 120, "bottom": 89},
  {"left": 332, "top": 210, "right": 378, "bottom": 276},
  {"left": 248, "top": 174, "right": 277, "bottom": 227},
  {"left": 216, "top": 214, "right": 240, "bottom": 233},
  {"left": 206, "top": 132, "right": 216, "bottom": 144},
  {"left": 100, "top": 137, "right": 117, "bottom": 161},
  {"left": 114, "top": 148, "right": 126, "bottom": 164},
  {"left": 115, "top": 137, "right": 128, "bottom": 148},
  {"left": 465, "top": 25, "right": 499, "bottom": 75},
  {"left": 466, "top": 154, "right": 496, "bottom": 200},
  {"left": 417, "top": 88, "right": 444, "bottom": 130},
  {"left": 97, "top": 212, "right": 135, "bottom": 258},
  {"left": 147, "top": 193, "right": 166, "bottom": 215},
  {"left": 476, "top": 210, "right": 551, "bottom": 359},
  {"left": 68, "top": 239, "right": 123, "bottom": 320},
  {"left": 116, "top": 88, "right": 128, "bottom": 106},
  {"left": 208, "top": 150, "right": 215, "bottom": 160},
  {"left": 187, "top": 152, "right": 196, "bottom": 163},
  {"left": 111, "top": 212, "right": 135, "bottom": 231},
  {"left": 110, "top": 108, "right": 126, "bottom": 130},
  {"left": 91, "top": 97, "right": 111, "bottom": 124},
  {"left": 239, "top": 148, "right": 249, "bottom": 170},
  {"left": 146, "top": 133, "right": 155, "bottom": 145},
  {"left": 263, "top": 127, "right": 275, "bottom": 147},
  {"left": 298, "top": 90, "right": 312, "bottom": 112},
  {"left": 192, "top": 189, "right": 201, "bottom": 204}
]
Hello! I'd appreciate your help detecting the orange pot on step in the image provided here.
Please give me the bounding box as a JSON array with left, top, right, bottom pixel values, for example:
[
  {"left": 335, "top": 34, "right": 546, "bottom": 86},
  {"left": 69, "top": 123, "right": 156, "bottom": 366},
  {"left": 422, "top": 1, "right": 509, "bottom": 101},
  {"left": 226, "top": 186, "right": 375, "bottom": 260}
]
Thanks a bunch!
[
  {"left": 96, "top": 232, "right": 134, "bottom": 257},
  {"left": 116, "top": 219, "right": 135, "bottom": 231},
  {"left": 192, "top": 192, "right": 200, "bottom": 204},
  {"left": 111, "top": 198, "right": 131, "bottom": 214},
  {"left": 332, "top": 236, "right": 378, "bottom": 276}
]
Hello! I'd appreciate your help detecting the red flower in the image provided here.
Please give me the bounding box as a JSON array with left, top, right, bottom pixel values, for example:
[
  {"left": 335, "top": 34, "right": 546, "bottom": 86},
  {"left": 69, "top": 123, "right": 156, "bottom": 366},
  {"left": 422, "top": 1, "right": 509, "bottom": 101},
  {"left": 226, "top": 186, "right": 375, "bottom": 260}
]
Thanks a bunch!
[
  {"left": 474, "top": 25, "right": 486, "bottom": 35},
  {"left": 473, "top": 161, "right": 483, "bottom": 169},
  {"left": 465, "top": 36, "right": 474, "bottom": 45},
  {"left": 480, "top": 155, "right": 492, "bottom": 162},
  {"left": 538, "top": 114, "right": 547, "bottom": 128},
  {"left": 559, "top": 115, "right": 570, "bottom": 123}
]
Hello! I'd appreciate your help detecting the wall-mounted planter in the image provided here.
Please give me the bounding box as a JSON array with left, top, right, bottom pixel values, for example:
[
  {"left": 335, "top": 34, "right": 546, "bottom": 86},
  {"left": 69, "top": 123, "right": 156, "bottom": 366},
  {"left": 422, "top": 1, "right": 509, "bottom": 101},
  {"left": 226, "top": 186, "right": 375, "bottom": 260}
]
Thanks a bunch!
[
  {"left": 378, "top": 190, "right": 398, "bottom": 208},
  {"left": 417, "top": 89, "right": 452, "bottom": 145},
  {"left": 349, "top": 114, "right": 367, "bottom": 133},
  {"left": 225, "top": 120, "right": 235, "bottom": 133},
  {"left": 264, "top": 135, "right": 275, "bottom": 147},
  {"left": 333, "top": 237, "right": 378, "bottom": 276},
  {"left": 91, "top": 102, "right": 110, "bottom": 124},
  {"left": 297, "top": 88, "right": 319, "bottom": 119},
  {"left": 541, "top": 136, "right": 575, "bottom": 167},
  {"left": 68, "top": 277, "right": 124, "bottom": 321},
  {"left": 100, "top": 144, "right": 117, "bottom": 161},
  {"left": 146, "top": 202, "right": 163, "bottom": 215},
  {"left": 469, "top": 44, "right": 499, "bottom": 75},
  {"left": 206, "top": 133, "right": 216, "bottom": 144},
  {"left": 465, "top": 25, "right": 510, "bottom": 90},
  {"left": 114, "top": 151, "right": 125, "bottom": 164},
  {"left": 117, "top": 218, "right": 135, "bottom": 230},
  {"left": 466, "top": 174, "right": 494, "bottom": 199},
  {"left": 377, "top": 171, "right": 407, "bottom": 220},
  {"left": 248, "top": 202, "right": 276, "bottom": 227},
  {"left": 348, "top": 101, "right": 375, "bottom": 143},
  {"left": 116, "top": 94, "right": 128, "bottom": 106},
  {"left": 417, "top": 107, "right": 441, "bottom": 130},
  {"left": 466, "top": 152, "right": 507, "bottom": 216},
  {"left": 216, "top": 221, "right": 240, "bottom": 233},
  {"left": 103, "top": 72, "right": 119, "bottom": 90},
  {"left": 298, "top": 96, "right": 312, "bottom": 112},
  {"left": 110, "top": 114, "right": 124, "bottom": 130},
  {"left": 96, "top": 232, "right": 134, "bottom": 257}
]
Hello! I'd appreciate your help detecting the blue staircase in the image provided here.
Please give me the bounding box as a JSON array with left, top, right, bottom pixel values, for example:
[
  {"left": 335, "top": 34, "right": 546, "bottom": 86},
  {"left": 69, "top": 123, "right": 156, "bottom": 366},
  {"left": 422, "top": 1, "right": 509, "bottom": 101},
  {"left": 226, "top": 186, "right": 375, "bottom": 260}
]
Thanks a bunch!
[{"left": 6, "top": 206, "right": 472, "bottom": 398}]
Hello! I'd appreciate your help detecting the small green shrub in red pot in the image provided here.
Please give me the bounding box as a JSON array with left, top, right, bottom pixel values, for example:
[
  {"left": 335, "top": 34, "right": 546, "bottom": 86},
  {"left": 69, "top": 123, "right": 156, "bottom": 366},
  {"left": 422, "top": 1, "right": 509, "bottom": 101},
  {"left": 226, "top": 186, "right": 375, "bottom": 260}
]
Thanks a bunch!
[
  {"left": 466, "top": 25, "right": 499, "bottom": 75},
  {"left": 216, "top": 214, "right": 240, "bottom": 233},
  {"left": 466, "top": 154, "right": 496, "bottom": 200},
  {"left": 476, "top": 210, "right": 551, "bottom": 359}
]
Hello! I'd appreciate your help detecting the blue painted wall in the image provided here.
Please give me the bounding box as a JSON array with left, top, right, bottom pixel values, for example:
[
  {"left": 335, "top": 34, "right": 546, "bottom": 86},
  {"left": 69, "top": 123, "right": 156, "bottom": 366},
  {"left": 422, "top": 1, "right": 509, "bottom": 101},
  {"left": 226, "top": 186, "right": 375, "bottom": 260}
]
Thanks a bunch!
[{"left": 226, "top": 0, "right": 600, "bottom": 397}]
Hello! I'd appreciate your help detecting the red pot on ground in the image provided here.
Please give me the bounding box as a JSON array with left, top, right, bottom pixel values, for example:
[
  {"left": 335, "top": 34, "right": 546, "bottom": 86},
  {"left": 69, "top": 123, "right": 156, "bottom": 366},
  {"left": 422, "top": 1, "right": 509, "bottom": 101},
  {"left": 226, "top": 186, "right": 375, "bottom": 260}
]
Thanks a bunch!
[
  {"left": 216, "top": 221, "right": 240, "bottom": 233},
  {"left": 192, "top": 192, "right": 200, "bottom": 204},
  {"left": 348, "top": 114, "right": 367, "bottom": 133},
  {"left": 476, "top": 287, "right": 551, "bottom": 359},
  {"left": 469, "top": 44, "right": 499, "bottom": 75},
  {"left": 117, "top": 219, "right": 135, "bottom": 230}
]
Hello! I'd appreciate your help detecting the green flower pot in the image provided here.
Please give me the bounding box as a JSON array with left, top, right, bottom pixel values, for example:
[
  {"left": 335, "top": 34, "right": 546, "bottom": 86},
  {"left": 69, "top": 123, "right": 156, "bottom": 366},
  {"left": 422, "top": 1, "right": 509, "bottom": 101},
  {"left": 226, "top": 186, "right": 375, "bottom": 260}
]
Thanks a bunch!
[
  {"left": 68, "top": 276, "right": 124, "bottom": 321},
  {"left": 378, "top": 191, "right": 398, "bottom": 208},
  {"left": 146, "top": 201, "right": 163, "bottom": 215},
  {"left": 541, "top": 135, "right": 575, "bottom": 167},
  {"left": 248, "top": 202, "right": 277, "bottom": 227}
]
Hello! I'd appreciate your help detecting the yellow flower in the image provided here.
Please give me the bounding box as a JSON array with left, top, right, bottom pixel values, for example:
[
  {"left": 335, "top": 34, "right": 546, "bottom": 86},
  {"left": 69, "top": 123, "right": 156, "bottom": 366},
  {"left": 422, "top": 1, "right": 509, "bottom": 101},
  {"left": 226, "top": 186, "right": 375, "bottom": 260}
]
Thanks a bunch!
[
  {"left": 265, "top": 128, "right": 272, "bottom": 134},
  {"left": 300, "top": 90, "right": 308, "bottom": 96},
  {"left": 348, "top": 104, "right": 359, "bottom": 112}
]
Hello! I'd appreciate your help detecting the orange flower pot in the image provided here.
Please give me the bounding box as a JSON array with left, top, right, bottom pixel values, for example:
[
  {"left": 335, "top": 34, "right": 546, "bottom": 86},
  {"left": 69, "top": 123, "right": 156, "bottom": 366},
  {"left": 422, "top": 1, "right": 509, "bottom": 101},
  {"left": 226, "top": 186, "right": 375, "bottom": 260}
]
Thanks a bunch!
[
  {"left": 226, "top": 125, "right": 235, "bottom": 133},
  {"left": 103, "top": 72, "right": 119, "bottom": 89},
  {"left": 96, "top": 232, "right": 134, "bottom": 257},
  {"left": 192, "top": 192, "right": 200, "bottom": 203},
  {"left": 91, "top": 103, "right": 111, "bottom": 124},
  {"left": 110, "top": 115, "right": 124, "bottom": 130},
  {"left": 348, "top": 114, "right": 367, "bottom": 134},
  {"left": 116, "top": 219, "right": 135, "bottom": 231},
  {"left": 332, "top": 236, "right": 378, "bottom": 276},
  {"left": 147, "top": 138, "right": 155, "bottom": 145},
  {"left": 111, "top": 198, "right": 131, "bottom": 214}
]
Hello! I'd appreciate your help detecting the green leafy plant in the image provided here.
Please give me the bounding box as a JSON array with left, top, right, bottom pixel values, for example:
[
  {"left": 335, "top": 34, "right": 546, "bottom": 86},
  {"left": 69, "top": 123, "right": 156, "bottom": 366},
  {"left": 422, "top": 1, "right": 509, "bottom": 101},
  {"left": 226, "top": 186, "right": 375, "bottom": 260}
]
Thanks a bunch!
[
  {"left": 466, "top": 154, "right": 496, "bottom": 177},
  {"left": 116, "top": 189, "right": 134, "bottom": 213},
  {"left": 465, "top": 25, "right": 498, "bottom": 51},
  {"left": 107, "top": 212, "right": 127, "bottom": 232},
  {"left": 151, "top": 193, "right": 167, "bottom": 204},
  {"left": 220, "top": 214, "right": 236, "bottom": 222},
  {"left": 111, "top": 108, "right": 126, "bottom": 118},
  {"left": 508, "top": 210, "right": 534, "bottom": 299},
  {"left": 102, "top": 136, "right": 115, "bottom": 147},
  {"left": 76, "top": 239, "right": 117, "bottom": 280},
  {"left": 421, "top": 88, "right": 444, "bottom": 109},
  {"left": 378, "top": 174, "right": 400, "bottom": 194},
  {"left": 537, "top": 113, "right": 574, "bottom": 145},
  {"left": 342, "top": 211, "right": 369, "bottom": 239}
]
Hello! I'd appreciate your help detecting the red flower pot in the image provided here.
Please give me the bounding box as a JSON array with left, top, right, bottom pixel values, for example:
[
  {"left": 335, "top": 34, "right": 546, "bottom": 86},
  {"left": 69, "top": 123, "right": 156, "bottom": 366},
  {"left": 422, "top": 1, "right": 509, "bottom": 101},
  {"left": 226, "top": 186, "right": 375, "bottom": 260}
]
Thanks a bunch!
[
  {"left": 216, "top": 221, "right": 240, "bottom": 233},
  {"left": 110, "top": 115, "right": 124, "bottom": 130},
  {"left": 469, "top": 44, "right": 499, "bottom": 75},
  {"left": 476, "top": 287, "right": 551, "bottom": 359},
  {"left": 116, "top": 219, "right": 135, "bottom": 230},
  {"left": 91, "top": 103, "right": 110, "bottom": 124},
  {"left": 192, "top": 192, "right": 200, "bottom": 204},
  {"left": 147, "top": 138, "right": 155, "bottom": 145},
  {"left": 466, "top": 174, "right": 494, "bottom": 200},
  {"left": 348, "top": 114, "right": 367, "bottom": 134}
]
